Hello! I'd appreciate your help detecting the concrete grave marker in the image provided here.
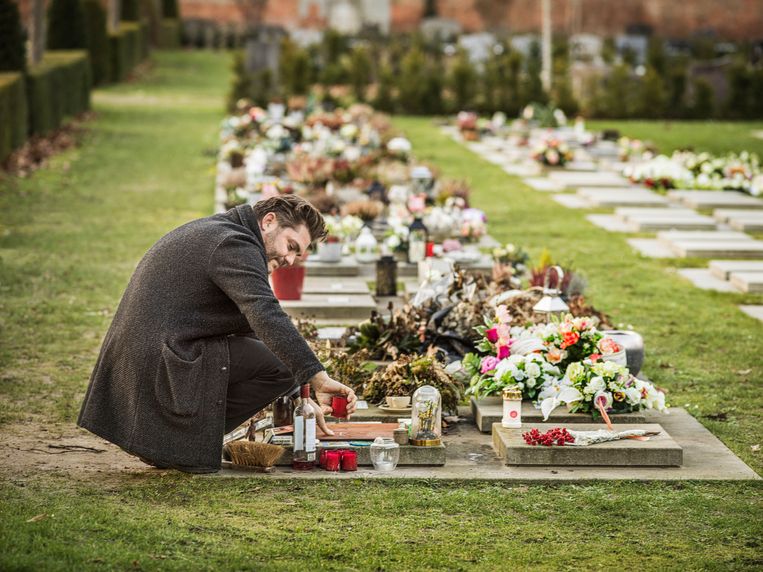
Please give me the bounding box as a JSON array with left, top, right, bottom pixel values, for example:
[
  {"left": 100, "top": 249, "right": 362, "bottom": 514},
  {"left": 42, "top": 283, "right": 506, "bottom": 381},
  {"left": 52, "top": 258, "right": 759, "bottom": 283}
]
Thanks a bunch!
[
  {"left": 667, "top": 190, "right": 763, "bottom": 210},
  {"left": 616, "top": 208, "right": 717, "bottom": 231},
  {"left": 577, "top": 188, "right": 668, "bottom": 207},
  {"left": 547, "top": 171, "right": 632, "bottom": 188},
  {"left": 712, "top": 209, "right": 763, "bottom": 231},
  {"left": 709, "top": 260, "right": 763, "bottom": 280},
  {"left": 669, "top": 240, "right": 763, "bottom": 259},
  {"left": 729, "top": 271, "right": 763, "bottom": 293},
  {"left": 281, "top": 293, "right": 376, "bottom": 321}
]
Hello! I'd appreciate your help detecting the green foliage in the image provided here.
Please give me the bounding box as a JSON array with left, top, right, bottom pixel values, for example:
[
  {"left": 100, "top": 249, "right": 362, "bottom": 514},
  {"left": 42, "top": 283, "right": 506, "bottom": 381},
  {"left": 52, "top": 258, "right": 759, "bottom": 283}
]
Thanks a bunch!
[
  {"left": 373, "top": 63, "right": 395, "bottom": 112},
  {"left": 397, "top": 47, "right": 429, "bottom": 114},
  {"left": 521, "top": 41, "right": 547, "bottom": 104},
  {"left": 646, "top": 37, "right": 666, "bottom": 75},
  {"left": 600, "top": 63, "right": 632, "bottom": 118},
  {"left": 121, "top": 0, "right": 141, "bottom": 21},
  {"left": 665, "top": 65, "right": 688, "bottom": 119},
  {"left": 157, "top": 19, "right": 181, "bottom": 49},
  {"left": 279, "top": 38, "right": 311, "bottom": 96},
  {"left": 0, "top": 0, "right": 25, "bottom": 72},
  {"left": 449, "top": 49, "right": 478, "bottom": 111},
  {"left": 690, "top": 78, "right": 715, "bottom": 119},
  {"left": 347, "top": 45, "right": 372, "bottom": 101},
  {"left": 0, "top": 72, "right": 27, "bottom": 162},
  {"left": 27, "top": 51, "right": 91, "bottom": 136},
  {"left": 47, "top": 0, "right": 87, "bottom": 51},
  {"left": 226, "top": 50, "right": 250, "bottom": 112},
  {"left": 726, "top": 62, "right": 752, "bottom": 118},
  {"left": 551, "top": 59, "right": 578, "bottom": 116},
  {"left": 634, "top": 66, "right": 667, "bottom": 119},
  {"left": 494, "top": 49, "right": 522, "bottom": 115},
  {"left": 82, "top": 0, "right": 110, "bottom": 85},
  {"left": 161, "top": 0, "right": 179, "bottom": 18},
  {"left": 108, "top": 23, "right": 145, "bottom": 82}
]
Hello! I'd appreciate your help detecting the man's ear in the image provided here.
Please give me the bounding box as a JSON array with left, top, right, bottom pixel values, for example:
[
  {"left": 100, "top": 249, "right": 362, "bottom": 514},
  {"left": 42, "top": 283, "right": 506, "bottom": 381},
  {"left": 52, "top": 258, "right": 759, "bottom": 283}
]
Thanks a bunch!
[{"left": 260, "top": 212, "right": 277, "bottom": 230}]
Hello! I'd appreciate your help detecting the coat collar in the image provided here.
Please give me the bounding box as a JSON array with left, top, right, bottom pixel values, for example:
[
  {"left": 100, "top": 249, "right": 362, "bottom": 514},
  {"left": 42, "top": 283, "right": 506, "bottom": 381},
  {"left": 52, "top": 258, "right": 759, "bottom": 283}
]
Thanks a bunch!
[{"left": 234, "top": 204, "right": 264, "bottom": 245}]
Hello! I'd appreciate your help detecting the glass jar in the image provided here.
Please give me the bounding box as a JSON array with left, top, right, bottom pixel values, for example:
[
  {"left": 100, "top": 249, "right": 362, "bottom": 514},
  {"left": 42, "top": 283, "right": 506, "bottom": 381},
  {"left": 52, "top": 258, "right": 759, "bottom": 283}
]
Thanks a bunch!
[
  {"left": 370, "top": 437, "right": 400, "bottom": 471},
  {"left": 410, "top": 385, "right": 442, "bottom": 446},
  {"left": 502, "top": 385, "right": 522, "bottom": 428}
]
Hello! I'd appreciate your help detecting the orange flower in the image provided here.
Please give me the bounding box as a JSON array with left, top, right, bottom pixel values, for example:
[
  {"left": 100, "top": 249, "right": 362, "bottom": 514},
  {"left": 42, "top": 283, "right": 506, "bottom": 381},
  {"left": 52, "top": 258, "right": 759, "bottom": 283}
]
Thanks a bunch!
[{"left": 560, "top": 331, "right": 580, "bottom": 349}]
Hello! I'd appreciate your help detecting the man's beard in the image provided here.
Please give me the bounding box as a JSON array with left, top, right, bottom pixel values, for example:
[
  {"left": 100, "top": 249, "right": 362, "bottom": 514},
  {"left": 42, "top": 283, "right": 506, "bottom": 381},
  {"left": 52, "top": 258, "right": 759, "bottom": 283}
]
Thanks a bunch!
[{"left": 262, "top": 232, "right": 286, "bottom": 272}]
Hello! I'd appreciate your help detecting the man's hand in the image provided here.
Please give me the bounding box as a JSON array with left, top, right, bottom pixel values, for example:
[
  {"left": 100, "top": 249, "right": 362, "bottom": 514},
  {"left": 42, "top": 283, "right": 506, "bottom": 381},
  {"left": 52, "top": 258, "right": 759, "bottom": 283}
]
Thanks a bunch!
[{"left": 308, "top": 371, "right": 358, "bottom": 436}]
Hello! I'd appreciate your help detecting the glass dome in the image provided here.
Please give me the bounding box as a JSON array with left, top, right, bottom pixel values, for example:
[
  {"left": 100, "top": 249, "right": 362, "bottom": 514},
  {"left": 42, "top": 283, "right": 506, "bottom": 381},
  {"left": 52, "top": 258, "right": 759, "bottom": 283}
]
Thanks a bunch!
[{"left": 410, "top": 385, "right": 442, "bottom": 446}]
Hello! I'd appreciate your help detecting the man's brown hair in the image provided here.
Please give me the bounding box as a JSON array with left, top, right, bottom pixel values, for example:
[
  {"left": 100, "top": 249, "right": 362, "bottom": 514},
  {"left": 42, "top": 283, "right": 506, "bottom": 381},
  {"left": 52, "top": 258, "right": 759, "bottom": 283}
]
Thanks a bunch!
[{"left": 252, "top": 194, "right": 327, "bottom": 243}]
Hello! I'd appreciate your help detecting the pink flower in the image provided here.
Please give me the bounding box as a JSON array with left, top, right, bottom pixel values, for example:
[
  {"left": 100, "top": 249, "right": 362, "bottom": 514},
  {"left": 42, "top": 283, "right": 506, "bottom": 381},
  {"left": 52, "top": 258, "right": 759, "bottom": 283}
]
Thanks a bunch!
[
  {"left": 495, "top": 305, "right": 511, "bottom": 324},
  {"left": 485, "top": 328, "right": 499, "bottom": 343},
  {"left": 496, "top": 324, "right": 512, "bottom": 344},
  {"left": 588, "top": 353, "right": 602, "bottom": 363},
  {"left": 546, "top": 346, "right": 566, "bottom": 364},
  {"left": 480, "top": 356, "right": 500, "bottom": 374},
  {"left": 598, "top": 337, "right": 622, "bottom": 355},
  {"left": 497, "top": 345, "right": 511, "bottom": 360}
]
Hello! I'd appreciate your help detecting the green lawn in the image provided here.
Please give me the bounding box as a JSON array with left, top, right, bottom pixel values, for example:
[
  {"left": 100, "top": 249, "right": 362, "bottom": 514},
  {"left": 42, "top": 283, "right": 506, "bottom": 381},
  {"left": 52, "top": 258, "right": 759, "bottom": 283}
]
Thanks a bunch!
[
  {"left": 1, "top": 52, "right": 762, "bottom": 571},
  {"left": 587, "top": 119, "right": 763, "bottom": 156}
]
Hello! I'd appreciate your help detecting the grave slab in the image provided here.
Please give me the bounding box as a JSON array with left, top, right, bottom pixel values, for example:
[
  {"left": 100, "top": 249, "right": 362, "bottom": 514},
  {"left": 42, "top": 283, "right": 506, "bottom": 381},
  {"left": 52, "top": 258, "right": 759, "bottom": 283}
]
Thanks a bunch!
[
  {"left": 522, "top": 177, "right": 563, "bottom": 192},
  {"left": 739, "top": 305, "right": 763, "bottom": 323},
  {"left": 547, "top": 171, "right": 632, "bottom": 188},
  {"left": 305, "top": 257, "right": 360, "bottom": 277},
  {"left": 577, "top": 188, "right": 668, "bottom": 207},
  {"left": 302, "top": 277, "right": 370, "bottom": 295},
  {"left": 470, "top": 397, "right": 646, "bottom": 433},
  {"left": 709, "top": 259, "right": 763, "bottom": 280},
  {"left": 502, "top": 164, "right": 541, "bottom": 177},
  {"left": 669, "top": 240, "right": 763, "bottom": 259},
  {"left": 275, "top": 443, "right": 446, "bottom": 467},
  {"left": 619, "top": 209, "right": 717, "bottom": 231},
  {"left": 657, "top": 230, "right": 752, "bottom": 243},
  {"left": 551, "top": 194, "right": 590, "bottom": 209},
  {"left": 493, "top": 423, "right": 683, "bottom": 467},
  {"left": 217, "top": 409, "right": 759, "bottom": 480},
  {"left": 676, "top": 268, "right": 740, "bottom": 293},
  {"left": 712, "top": 209, "right": 763, "bottom": 232},
  {"left": 281, "top": 293, "right": 376, "bottom": 321},
  {"left": 562, "top": 160, "right": 598, "bottom": 172},
  {"left": 586, "top": 214, "right": 636, "bottom": 233},
  {"left": 729, "top": 271, "right": 763, "bottom": 293},
  {"left": 627, "top": 238, "right": 677, "bottom": 258},
  {"left": 667, "top": 190, "right": 763, "bottom": 210}
]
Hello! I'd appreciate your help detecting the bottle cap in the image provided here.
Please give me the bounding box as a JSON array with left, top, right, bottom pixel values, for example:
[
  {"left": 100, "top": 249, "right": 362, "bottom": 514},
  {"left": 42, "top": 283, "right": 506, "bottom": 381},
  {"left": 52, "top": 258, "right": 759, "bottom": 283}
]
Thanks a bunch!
[
  {"left": 300, "top": 384, "right": 310, "bottom": 399},
  {"left": 502, "top": 386, "right": 522, "bottom": 400}
]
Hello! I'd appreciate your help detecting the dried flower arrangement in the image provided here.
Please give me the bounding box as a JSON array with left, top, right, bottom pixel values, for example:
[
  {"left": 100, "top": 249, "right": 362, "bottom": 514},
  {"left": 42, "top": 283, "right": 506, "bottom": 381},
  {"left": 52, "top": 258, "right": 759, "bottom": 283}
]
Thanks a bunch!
[
  {"left": 341, "top": 199, "right": 384, "bottom": 223},
  {"left": 318, "top": 347, "right": 374, "bottom": 395},
  {"left": 344, "top": 304, "right": 424, "bottom": 361}
]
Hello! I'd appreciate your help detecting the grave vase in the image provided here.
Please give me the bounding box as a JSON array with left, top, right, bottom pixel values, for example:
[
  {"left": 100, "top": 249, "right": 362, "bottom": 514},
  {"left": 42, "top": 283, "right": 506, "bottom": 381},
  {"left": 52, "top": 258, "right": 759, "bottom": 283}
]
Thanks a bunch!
[
  {"left": 271, "top": 264, "right": 305, "bottom": 300},
  {"left": 317, "top": 240, "right": 343, "bottom": 263}
]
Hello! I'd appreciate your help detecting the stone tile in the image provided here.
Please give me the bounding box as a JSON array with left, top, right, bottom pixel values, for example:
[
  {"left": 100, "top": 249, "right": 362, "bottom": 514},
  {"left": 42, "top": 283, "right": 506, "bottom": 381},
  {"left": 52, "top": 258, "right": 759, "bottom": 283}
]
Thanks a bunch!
[
  {"left": 709, "top": 259, "right": 763, "bottom": 280},
  {"left": 729, "top": 271, "right": 763, "bottom": 293},
  {"left": 547, "top": 171, "right": 632, "bottom": 188},
  {"left": 522, "top": 177, "right": 564, "bottom": 192},
  {"left": 712, "top": 209, "right": 763, "bottom": 231},
  {"left": 676, "top": 268, "right": 740, "bottom": 293},
  {"left": 552, "top": 194, "right": 590, "bottom": 209},
  {"left": 280, "top": 293, "right": 376, "bottom": 321},
  {"left": 274, "top": 442, "right": 446, "bottom": 467},
  {"left": 578, "top": 188, "right": 668, "bottom": 207},
  {"left": 305, "top": 257, "right": 360, "bottom": 277},
  {"left": 739, "top": 305, "right": 763, "bottom": 323},
  {"left": 502, "top": 164, "right": 541, "bottom": 177},
  {"left": 563, "top": 160, "right": 598, "bottom": 171},
  {"left": 302, "top": 277, "right": 370, "bottom": 295},
  {"left": 657, "top": 230, "right": 752, "bottom": 243},
  {"left": 617, "top": 208, "right": 718, "bottom": 231},
  {"left": 586, "top": 214, "right": 637, "bottom": 233},
  {"left": 669, "top": 240, "right": 763, "bottom": 259},
  {"left": 627, "top": 238, "right": 677, "bottom": 258},
  {"left": 493, "top": 423, "right": 683, "bottom": 467},
  {"left": 667, "top": 190, "right": 763, "bottom": 210}
]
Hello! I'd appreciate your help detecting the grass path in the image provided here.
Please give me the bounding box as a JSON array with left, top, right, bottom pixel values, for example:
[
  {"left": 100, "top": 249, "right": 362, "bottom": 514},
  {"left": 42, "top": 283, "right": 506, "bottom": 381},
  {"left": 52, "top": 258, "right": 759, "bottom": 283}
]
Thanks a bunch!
[{"left": 0, "top": 54, "right": 761, "bottom": 570}]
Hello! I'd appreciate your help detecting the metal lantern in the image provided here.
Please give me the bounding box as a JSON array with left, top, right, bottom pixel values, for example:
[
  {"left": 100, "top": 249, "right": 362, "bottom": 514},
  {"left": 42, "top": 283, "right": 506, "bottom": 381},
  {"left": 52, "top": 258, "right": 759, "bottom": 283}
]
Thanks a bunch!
[
  {"left": 410, "top": 165, "right": 435, "bottom": 199},
  {"left": 410, "top": 385, "right": 442, "bottom": 447},
  {"left": 532, "top": 265, "right": 569, "bottom": 321}
]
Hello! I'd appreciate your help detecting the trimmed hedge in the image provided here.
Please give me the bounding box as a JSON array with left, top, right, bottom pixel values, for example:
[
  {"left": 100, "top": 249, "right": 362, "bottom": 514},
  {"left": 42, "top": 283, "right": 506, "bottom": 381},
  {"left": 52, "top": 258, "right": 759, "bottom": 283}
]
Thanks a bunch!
[
  {"left": 0, "top": 72, "right": 27, "bottom": 162},
  {"left": 27, "top": 51, "right": 91, "bottom": 136},
  {"left": 109, "top": 22, "right": 147, "bottom": 82},
  {"left": 158, "top": 19, "right": 181, "bottom": 49},
  {"left": 83, "top": 0, "right": 111, "bottom": 85}
]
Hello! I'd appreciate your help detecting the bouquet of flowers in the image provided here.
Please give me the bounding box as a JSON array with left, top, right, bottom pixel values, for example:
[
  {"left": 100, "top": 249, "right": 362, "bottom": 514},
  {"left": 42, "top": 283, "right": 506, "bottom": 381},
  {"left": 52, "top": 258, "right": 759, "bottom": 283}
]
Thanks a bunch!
[
  {"left": 383, "top": 218, "right": 410, "bottom": 254},
  {"left": 622, "top": 155, "right": 691, "bottom": 191},
  {"left": 531, "top": 138, "right": 574, "bottom": 167},
  {"left": 464, "top": 352, "right": 560, "bottom": 400},
  {"left": 459, "top": 208, "right": 487, "bottom": 242},
  {"left": 538, "top": 359, "right": 667, "bottom": 420},
  {"left": 492, "top": 243, "right": 529, "bottom": 274}
]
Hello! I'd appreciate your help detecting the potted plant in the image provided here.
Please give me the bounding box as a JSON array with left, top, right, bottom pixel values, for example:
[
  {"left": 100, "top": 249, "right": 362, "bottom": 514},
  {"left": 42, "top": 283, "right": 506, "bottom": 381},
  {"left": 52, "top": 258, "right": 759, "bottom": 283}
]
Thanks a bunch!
[{"left": 270, "top": 259, "right": 306, "bottom": 300}]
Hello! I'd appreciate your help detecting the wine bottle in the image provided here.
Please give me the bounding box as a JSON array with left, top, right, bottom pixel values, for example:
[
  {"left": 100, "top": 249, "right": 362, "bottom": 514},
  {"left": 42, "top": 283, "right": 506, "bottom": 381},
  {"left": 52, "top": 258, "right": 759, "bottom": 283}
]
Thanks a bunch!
[{"left": 292, "top": 383, "right": 316, "bottom": 470}]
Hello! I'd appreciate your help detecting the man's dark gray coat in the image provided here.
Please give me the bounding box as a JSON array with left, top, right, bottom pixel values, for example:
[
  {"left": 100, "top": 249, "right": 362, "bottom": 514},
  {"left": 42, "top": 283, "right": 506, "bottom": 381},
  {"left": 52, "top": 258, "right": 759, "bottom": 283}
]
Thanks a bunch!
[{"left": 78, "top": 205, "right": 324, "bottom": 469}]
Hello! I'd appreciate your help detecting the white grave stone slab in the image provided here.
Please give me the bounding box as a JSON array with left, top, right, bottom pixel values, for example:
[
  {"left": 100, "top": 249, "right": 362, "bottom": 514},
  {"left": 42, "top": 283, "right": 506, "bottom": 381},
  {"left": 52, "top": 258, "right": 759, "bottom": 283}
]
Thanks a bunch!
[
  {"left": 302, "top": 277, "right": 370, "bottom": 295},
  {"left": 617, "top": 208, "right": 717, "bottom": 231},
  {"left": 281, "top": 293, "right": 376, "bottom": 321},
  {"left": 676, "top": 269, "right": 740, "bottom": 293},
  {"left": 552, "top": 194, "right": 590, "bottom": 209},
  {"left": 657, "top": 230, "right": 752, "bottom": 244},
  {"left": 627, "top": 238, "right": 677, "bottom": 258},
  {"left": 547, "top": 171, "right": 631, "bottom": 188},
  {"left": 523, "top": 177, "right": 563, "bottom": 192},
  {"left": 709, "top": 260, "right": 763, "bottom": 280},
  {"left": 739, "top": 305, "right": 763, "bottom": 323},
  {"left": 578, "top": 188, "right": 669, "bottom": 207},
  {"left": 305, "top": 257, "right": 360, "bottom": 277},
  {"left": 729, "top": 271, "right": 763, "bottom": 293},
  {"left": 669, "top": 240, "right": 763, "bottom": 259},
  {"left": 586, "top": 214, "right": 636, "bottom": 233},
  {"left": 712, "top": 209, "right": 763, "bottom": 232},
  {"left": 502, "top": 164, "right": 541, "bottom": 177},
  {"left": 563, "top": 160, "right": 598, "bottom": 172},
  {"left": 667, "top": 190, "right": 763, "bottom": 210}
]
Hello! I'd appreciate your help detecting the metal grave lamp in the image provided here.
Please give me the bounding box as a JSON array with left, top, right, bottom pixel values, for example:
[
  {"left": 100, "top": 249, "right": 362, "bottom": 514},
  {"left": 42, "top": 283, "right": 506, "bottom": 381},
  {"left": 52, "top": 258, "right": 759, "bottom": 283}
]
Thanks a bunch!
[
  {"left": 532, "top": 265, "right": 569, "bottom": 321},
  {"left": 410, "top": 165, "right": 435, "bottom": 200}
]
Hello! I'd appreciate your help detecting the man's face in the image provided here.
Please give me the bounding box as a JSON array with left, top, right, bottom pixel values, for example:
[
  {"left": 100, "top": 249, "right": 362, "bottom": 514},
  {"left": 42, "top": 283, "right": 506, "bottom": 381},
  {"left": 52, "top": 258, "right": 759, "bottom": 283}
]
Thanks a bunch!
[{"left": 259, "top": 212, "right": 311, "bottom": 273}]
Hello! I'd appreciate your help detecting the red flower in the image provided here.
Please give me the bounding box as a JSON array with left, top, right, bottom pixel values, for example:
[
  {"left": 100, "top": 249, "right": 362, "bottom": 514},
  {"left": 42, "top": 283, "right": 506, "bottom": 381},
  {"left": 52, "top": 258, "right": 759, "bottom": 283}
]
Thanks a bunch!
[
  {"left": 497, "top": 345, "right": 511, "bottom": 359},
  {"left": 560, "top": 331, "right": 580, "bottom": 349},
  {"left": 588, "top": 353, "right": 602, "bottom": 363},
  {"left": 486, "top": 327, "right": 499, "bottom": 343}
]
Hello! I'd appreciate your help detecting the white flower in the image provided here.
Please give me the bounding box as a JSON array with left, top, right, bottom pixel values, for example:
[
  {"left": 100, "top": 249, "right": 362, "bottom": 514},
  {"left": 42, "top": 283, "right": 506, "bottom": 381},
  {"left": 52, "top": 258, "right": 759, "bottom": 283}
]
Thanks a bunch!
[
  {"left": 387, "top": 137, "right": 412, "bottom": 154},
  {"left": 585, "top": 376, "right": 605, "bottom": 396},
  {"left": 525, "top": 362, "right": 541, "bottom": 379}
]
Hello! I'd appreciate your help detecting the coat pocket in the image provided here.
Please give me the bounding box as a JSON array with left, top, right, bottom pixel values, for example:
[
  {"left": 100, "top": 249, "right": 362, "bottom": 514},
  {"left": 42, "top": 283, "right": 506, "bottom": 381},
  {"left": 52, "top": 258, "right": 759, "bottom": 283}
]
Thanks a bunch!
[{"left": 156, "top": 343, "right": 204, "bottom": 417}]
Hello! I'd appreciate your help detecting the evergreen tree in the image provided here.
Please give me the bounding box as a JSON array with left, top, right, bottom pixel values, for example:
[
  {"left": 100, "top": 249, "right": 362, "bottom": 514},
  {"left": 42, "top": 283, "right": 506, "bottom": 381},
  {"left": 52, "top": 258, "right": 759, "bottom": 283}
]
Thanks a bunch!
[
  {"left": 82, "top": 0, "right": 110, "bottom": 85},
  {"left": 521, "top": 41, "right": 547, "bottom": 105},
  {"left": 397, "top": 47, "right": 428, "bottom": 114},
  {"left": 161, "top": 0, "right": 179, "bottom": 19},
  {"left": 750, "top": 68, "right": 763, "bottom": 118},
  {"left": 646, "top": 37, "right": 666, "bottom": 75},
  {"left": 690, "top": 78, "right": 715, "bottom": 119},
  {"left": 348, "top": 45, "right": 372, "bottom": 101},
  {"left": 0, "top": 0, "right": 26, "bottom": 72},
  {"left": 280, "top": 39, "right": 310, "bottom": 96},
  {"left": 423, "top": 58, "right": 444, "bottom": 114},
  {"left": 665, "top": 64, "right": 688, "bottom": 118},
  {"left": 495, "top": 50, "right": 523, "bottom": 115},
  {"left": 449, "top": 49, "right": 477, "bottom": 111},
  {"left": 373, "top": 63, "right": 395, "bottom": 112},
  {"left": 47, "top": 0, "right": 87, "bottom": 50},
  {"left": 227, "top": 51, "right": 251, "bottom": 112},
  {"left": 601, "top": 64, "right": 632, "bottom": 118},
  {"left": 121, "top": 0, "right": 140, "bottom": 21},
  {"left": 725, "top": 62, "right": 751, "bottom": 118},
  {"left": 634, "top": 66, "right": 666, "bottom": 118}
]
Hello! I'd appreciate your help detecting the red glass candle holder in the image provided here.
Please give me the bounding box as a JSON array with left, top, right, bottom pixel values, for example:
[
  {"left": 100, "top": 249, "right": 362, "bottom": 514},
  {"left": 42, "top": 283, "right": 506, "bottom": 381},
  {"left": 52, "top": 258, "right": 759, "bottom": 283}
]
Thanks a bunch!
[
  {"left": 319, "top": 448, "right": 328, "bottom": 469},
  {"left": 325, "top": 450, "right": 341, "bottom": 472},
  {"left": 340, "top": 449, "right": 358, "bottom": 472},
  {"left": 331, "top": 395, "right": 348, "bottom": 419}
]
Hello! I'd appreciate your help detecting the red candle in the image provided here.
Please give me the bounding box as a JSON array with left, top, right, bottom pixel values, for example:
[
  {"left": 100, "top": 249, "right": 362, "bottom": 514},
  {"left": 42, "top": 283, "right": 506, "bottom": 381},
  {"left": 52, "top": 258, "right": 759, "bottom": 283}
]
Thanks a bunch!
[
  {"left": 340, "top": 449, "right": 358, "bottom": 471},
  {"left": 325, "top": 450, "right": 341, "bottom": 472},
  {"left": 425, "top": 241, "right": 435, "bottom": 257},
  {"left": 331, "top": 395, "right": 348, "bottom": 419},
  {"left": 319, "top": 448, "right": 328, "bottom": 469}
]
